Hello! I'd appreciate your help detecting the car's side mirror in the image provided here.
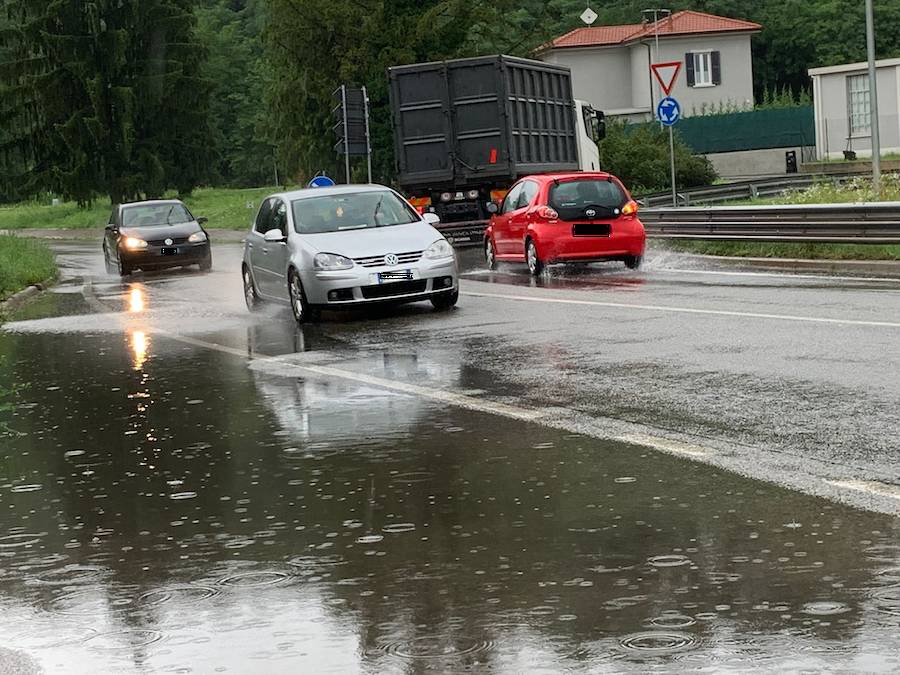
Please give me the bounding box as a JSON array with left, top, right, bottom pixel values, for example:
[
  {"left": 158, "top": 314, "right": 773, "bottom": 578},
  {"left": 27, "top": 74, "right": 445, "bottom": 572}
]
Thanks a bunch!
[
  {"left": 422, "top": 212, "right": 440, "bottom": 225},
  {"left": 197, "top": 216, "right": 208, "bottom": 225},
  {"left": 264, "top": 228, "right": 286, "bottom": 242},
  {"left": 486, "top": 202, "right": 499, "bottom": 214}
]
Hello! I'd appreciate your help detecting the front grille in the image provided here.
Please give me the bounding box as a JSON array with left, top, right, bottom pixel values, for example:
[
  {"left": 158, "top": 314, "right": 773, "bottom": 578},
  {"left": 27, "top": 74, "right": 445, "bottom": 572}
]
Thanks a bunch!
[
  {"left": 352, "top": 250, "right": 423, "bottom": 268},
  {"left": 572, "top": 223, "right": 611, "bottom": 237},
  {"left": 147, "top": 236, "right": 189, "bottom": 246},
  {"left": 361, "top": 280, "right": 427, "bottom": 299}
]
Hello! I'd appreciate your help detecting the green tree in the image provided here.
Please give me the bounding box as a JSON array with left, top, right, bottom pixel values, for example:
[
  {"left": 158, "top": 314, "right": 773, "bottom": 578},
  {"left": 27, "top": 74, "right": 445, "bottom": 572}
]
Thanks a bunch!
[
  {"left": 196, "top": 0, "right": 274, "bottom": 187},
  {"left": 0, "top": 0, "right": 214, "bottom": 204}
]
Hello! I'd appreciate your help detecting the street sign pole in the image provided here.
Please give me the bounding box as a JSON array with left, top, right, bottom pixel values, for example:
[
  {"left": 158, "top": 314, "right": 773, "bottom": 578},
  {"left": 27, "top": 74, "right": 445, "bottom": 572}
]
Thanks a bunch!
[
  {"left": 341, "top": 85, "right": 351, "bottom": 184},
  {"left": 669, "top": 126, "right": 676, "bottom": 206},
  {"left": 362, "top": 86, "right": 372, "bottom": 183}
]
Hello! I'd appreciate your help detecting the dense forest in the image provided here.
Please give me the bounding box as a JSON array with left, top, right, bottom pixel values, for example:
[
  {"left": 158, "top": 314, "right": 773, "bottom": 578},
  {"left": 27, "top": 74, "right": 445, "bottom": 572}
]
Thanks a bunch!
[{"left": 2, "top": 0, "right": 900, "bottom": 202}]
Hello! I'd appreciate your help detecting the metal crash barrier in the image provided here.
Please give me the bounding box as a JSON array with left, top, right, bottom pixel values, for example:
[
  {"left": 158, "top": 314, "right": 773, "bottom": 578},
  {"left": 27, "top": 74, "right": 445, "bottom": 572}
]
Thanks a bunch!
[{"left": 639, "top": 202, "right": 900, "bottom": 244}]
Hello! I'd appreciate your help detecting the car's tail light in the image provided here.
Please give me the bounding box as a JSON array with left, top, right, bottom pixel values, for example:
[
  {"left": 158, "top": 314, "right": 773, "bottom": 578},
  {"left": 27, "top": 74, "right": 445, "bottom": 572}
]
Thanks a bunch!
[
  {"left": 621, "top": 200, "right": 639, "bottom": 218},
  {"left": 535, "top": 206, "right": 559, "bottom": 220}
]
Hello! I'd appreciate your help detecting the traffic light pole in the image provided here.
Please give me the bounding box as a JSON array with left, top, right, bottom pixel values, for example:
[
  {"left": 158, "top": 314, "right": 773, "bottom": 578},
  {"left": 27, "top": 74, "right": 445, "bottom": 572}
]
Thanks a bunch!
[
  {"left": 341, "top": 85, "right": 351, "bottom": 184},
  {"left": 363, "top": 86, "right": 372, "bottom": 183}
]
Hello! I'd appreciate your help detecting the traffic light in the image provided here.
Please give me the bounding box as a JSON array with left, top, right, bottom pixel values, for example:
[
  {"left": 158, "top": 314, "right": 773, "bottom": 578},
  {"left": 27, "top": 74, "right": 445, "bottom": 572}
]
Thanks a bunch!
[{"left": 332, "top": 86, "right": 369, "bottom": 156}]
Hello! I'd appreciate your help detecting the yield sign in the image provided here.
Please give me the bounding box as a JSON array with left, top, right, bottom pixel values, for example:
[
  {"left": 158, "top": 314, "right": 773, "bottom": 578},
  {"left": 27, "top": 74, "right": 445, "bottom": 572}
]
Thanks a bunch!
[{"left": 651, "top": 61, "right": 682, "bottom": 96}]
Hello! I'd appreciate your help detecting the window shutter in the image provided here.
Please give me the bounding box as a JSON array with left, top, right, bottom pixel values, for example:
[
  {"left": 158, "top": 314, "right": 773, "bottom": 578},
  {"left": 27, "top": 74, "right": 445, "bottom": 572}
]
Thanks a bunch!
[
  {"left": 685, "top": 53, "right": 696, "bottom": 87},
  {"left": 711, "top": 51, "right": 722, "bottom": 85}
]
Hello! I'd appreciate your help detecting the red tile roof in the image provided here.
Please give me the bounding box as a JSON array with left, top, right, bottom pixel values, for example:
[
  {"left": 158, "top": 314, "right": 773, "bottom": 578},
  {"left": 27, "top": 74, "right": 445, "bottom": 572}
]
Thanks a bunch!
[{"left": 548, "top": 10, "right": 761, "bottom": 50}]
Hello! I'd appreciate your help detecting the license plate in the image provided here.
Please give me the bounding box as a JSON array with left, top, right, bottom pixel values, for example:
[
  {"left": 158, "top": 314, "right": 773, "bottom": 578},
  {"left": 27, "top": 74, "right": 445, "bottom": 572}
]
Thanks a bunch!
[
  {"left": 377, "top": 269, "right": 413, "bottom": 283},
  {"left": 161, "top": 247, "right": 178, "bottom": 255}
]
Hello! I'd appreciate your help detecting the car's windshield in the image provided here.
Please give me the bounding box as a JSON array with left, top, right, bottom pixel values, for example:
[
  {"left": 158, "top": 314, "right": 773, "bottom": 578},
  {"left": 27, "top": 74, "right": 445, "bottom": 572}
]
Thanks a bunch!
[
  {"left": 291, "top": 190, "right": 419, "bottom": 234},
  {"left": 549, "top": 179, "right": 626, "bottom": 220},
  {"left": 122, "top": 203, "right": 193, "bottom": 227}
]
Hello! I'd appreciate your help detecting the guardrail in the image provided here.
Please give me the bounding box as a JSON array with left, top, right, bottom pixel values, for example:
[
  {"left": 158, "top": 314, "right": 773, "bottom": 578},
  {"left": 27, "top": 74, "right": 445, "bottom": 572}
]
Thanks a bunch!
[
  {"left": 640, "top": 202, "right": 900, "bottom": 244},
  {"left": 636, "top": 173, "right": 859, "bottom": 207}
]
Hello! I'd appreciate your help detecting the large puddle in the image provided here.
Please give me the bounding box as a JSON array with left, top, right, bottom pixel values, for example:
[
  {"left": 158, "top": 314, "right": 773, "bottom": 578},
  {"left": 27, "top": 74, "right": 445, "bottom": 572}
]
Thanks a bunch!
[{"left": 0, "top": 318, "right": 898, "bottom": 672}]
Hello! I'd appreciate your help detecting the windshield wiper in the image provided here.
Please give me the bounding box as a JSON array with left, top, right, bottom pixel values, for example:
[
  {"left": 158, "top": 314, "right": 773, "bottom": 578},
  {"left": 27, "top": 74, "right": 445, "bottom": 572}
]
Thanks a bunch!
[
  {"left": 372, "top": 194, "right": 385, "bottom": 226},
  {"left": 165, "top": 205, "right": 176, "bottom": 225}
]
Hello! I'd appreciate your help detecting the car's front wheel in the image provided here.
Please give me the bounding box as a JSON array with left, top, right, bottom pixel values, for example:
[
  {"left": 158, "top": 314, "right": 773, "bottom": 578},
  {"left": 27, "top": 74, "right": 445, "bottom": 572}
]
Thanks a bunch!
[
  {"left": 199, "top": 249, "right": 212, "bottom": 272},
  {"left": 431, "top": 288, "right": 459, "bottom": 310},
  {"left": 526, "top": 239, "right": 543, "bottom": 276},
  {"left": 117, "top": 251, "right": 131, "bottom": 277},
  {"left": 243, "top": 266, "right": 262, "bottom": 312},
  {"left": 485, "top": 238, "right": 497, "bottom": 270},
  {"left": 288, "top": 269, "right": 316, "bottom": 325}
]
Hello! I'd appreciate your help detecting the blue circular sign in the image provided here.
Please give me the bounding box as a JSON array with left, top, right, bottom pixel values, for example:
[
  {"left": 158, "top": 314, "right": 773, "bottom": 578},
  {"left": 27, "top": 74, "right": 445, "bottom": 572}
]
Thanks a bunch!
[
  {"left": 656, "top": 97, "right": 681, "bottom": 126},
  {"left": 307, "top": 175, "right": 336, "bottom": 188}
]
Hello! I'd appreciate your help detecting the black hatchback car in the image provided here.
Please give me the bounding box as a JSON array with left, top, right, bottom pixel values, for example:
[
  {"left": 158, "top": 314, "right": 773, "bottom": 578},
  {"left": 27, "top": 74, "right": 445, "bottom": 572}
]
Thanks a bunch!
[{"left": 103, "top": 200, "right": 212, "bottom": 276}]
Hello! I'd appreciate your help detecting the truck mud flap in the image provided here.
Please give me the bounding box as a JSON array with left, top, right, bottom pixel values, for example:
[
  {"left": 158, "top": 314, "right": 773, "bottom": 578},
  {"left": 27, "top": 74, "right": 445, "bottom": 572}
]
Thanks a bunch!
[{"left": 438, "top": 222, "right": 487, "bottom": 247}]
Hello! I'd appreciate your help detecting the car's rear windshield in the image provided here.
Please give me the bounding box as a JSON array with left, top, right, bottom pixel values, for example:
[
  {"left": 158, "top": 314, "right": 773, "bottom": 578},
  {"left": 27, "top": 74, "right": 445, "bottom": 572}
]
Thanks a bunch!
[
  {"left": 292, "top": 190, "right": 419, "bottom": 234},
  {"left": 122, "top": 203, "right": 193, "bottom": 226},
  {"left": 549, "top": 179, "right": 626, "bottom": 220}
]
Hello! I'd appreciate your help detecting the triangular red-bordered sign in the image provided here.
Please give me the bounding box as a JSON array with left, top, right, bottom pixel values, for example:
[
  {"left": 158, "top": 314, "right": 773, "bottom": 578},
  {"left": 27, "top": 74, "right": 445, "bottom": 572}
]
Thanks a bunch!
[{"left": 651, "top": 61, "right": 682, "bottom": 96}]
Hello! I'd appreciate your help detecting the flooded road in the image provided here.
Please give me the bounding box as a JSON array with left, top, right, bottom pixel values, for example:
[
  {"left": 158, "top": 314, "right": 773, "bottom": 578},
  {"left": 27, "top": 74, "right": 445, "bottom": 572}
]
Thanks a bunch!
[{"left": 0, "top": 242, "right": 898, "bottom": 672}]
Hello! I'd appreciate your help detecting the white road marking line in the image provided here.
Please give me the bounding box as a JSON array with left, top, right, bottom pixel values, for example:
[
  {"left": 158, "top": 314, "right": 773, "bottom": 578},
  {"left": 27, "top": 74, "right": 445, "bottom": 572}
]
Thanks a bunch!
[
  {"left": 461, "top": 290, "right": 900, "bottom": 329},
  {"left": 826, "top": 479, "right": 900, "bottom": 501},
  {"left": 616, "top": 433, "right": 712, "bottom": 458}
]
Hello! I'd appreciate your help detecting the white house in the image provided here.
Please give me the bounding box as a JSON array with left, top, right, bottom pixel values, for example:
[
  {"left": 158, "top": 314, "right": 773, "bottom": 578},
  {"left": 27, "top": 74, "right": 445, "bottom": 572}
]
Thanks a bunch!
[
  {"left": 537, "top": 10, "right": 761, "bottom": 121},
  {"left": 809, "top": 58, "right": 900, "bottom": 160}
]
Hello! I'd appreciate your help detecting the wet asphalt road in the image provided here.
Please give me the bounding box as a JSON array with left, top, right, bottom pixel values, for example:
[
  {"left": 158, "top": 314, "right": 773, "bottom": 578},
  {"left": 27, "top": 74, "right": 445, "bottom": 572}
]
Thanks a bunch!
[{"left": 0, "top": 241, "right": 898, "bottom": 673}]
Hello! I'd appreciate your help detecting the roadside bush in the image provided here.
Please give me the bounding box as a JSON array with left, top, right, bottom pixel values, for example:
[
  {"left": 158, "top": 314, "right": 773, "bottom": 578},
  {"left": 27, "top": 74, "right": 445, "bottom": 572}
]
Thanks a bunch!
[{"left": 600, "top": 120, "right": 717, "bottom": 194}]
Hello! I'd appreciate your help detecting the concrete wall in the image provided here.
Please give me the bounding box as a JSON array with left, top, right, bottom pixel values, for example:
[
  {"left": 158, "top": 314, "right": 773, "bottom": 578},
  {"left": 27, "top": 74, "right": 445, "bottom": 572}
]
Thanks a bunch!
[
  {"left": 542, "top": 47, "right": 633, "bottom": 113},
  {"left": 703, "top": 146, "right": 813, "bottom": 180},
  {"left": 813, "top": 63, "right": 900, "bottom": 159},
  {"left": 629, "top": 43, "right": 652, "bottom": 111}
]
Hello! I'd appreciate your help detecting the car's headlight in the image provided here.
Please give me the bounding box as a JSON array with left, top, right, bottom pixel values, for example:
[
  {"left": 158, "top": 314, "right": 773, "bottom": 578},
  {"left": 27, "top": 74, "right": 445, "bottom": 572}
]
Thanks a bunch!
[
  {"left": 314, "top": 252, "right": 354, "bottom": 270},
  {"left": 424, "top": 239, "right": 454, "bottom": 260},
  {"left": 188, "top": 231, "right": 207, "bottom": 243},
  {"left": 123, "top": 237, "right": 147, "bottom": 250}
]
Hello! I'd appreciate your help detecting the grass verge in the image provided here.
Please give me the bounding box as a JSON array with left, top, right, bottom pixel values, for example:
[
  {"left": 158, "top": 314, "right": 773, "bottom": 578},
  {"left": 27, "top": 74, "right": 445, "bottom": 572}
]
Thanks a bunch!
[
  {"left": 0, "top": 235, "right": 57, "bottom": 302},
  {"left": 0, "top": 186, "right": 281, "bottom": 231}
]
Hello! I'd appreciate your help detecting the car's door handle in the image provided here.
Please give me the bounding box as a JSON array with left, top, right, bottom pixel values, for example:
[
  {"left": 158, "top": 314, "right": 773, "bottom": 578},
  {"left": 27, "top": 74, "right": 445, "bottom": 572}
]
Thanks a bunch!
[
  {"left": 261, "top": 248, "right": 268, "bottom": 255},
  {"left": 247, "top": 242, "right": 253, "bottom": 249}
]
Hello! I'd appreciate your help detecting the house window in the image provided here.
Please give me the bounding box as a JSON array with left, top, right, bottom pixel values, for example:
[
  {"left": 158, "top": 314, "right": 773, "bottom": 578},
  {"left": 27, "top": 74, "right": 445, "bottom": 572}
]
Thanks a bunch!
[
  {"left": 693, "top": 52, "right": 713, "bottom": 86},
  {"left": 847, "top": 74, "right": 871, "bottom": 136},
  {"left": 685, "top": 51, "right": 721, "bottom": 88}
]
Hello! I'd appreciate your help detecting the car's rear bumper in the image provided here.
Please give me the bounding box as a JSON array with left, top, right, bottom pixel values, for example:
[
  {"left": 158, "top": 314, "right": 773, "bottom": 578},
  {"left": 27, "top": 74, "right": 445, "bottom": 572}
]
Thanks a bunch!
[
  {"left": 301, "top": 257, "right": 458, "bottom": 306},
  {"left": 122, "top": 242, "right": 210, "bottom": 269},
  {"left": 537, "top": 221, "right": 645, "bottom": 263}
]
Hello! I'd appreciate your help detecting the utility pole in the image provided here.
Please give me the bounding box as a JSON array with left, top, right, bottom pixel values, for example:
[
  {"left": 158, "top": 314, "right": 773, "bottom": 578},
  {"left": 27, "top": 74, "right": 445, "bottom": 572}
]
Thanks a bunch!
[{"left": 865, "top": 0, "right": 881, "bottom": 193}]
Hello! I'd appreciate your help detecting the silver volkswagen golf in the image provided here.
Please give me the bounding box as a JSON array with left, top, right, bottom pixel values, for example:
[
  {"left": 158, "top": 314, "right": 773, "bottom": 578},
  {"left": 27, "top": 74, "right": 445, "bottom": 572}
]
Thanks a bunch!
[{"left": 242, "top": 185, "right": 458, "bottom": 324}]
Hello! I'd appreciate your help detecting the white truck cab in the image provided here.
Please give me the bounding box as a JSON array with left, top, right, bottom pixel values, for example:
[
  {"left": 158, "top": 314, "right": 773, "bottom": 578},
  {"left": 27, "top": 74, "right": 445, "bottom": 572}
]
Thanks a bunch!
[{"left": 574, "top": 100, "right": 604, "bottom": 172}]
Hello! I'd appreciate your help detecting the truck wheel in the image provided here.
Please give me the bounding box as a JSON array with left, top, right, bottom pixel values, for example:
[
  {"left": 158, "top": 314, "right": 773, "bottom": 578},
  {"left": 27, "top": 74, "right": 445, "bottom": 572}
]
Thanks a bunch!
[
  {"left": 526, "top": 239, "right": 543, "bottom": 276},
  {"left": 485, "top": 238, "right": 497, "bottom": 270}
]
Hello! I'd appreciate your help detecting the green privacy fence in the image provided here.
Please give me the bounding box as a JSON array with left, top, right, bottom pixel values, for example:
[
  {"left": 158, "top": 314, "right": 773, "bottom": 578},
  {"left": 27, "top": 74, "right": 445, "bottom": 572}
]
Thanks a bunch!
[{"left": 672, "top": 106, "right": 815, "bottom": 154}]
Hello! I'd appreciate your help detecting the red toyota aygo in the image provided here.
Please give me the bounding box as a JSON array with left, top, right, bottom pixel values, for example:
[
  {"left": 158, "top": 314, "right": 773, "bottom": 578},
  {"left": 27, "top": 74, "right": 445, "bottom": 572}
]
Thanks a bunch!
[{"left": 484, "top": 172, "right": 646, "bottom": 275}]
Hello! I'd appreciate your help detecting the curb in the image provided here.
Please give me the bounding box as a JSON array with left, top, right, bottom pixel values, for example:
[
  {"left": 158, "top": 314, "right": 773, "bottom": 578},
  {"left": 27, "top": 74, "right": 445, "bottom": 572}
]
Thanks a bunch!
[
  {"left": 0, "top": 276, "right": 58, "bottom": 315},
  {"left": 680, "top": 253, "right": 900, "bottom": 279}
]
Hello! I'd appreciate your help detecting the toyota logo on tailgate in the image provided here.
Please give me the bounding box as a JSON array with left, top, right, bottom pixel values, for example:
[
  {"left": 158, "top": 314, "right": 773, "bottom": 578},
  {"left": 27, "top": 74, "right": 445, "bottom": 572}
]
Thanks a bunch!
[
  {"left": 585, "top": 209, "right": 596, "bottom": 218},
  {"left": 384, "top": 253, "right": 399, "bottom": 266}
]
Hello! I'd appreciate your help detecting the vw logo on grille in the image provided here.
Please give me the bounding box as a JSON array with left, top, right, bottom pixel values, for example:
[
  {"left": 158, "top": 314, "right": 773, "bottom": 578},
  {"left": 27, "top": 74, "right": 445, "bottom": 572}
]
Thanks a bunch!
[
  {"left": 164, "top": 238, "right": 173, "bottom": 246},
  {"left": 384, "top": 253, "right": 399, "bottom": 266},
  {"left": 585, "top": 209, "right": 596, "bottom": 218}
]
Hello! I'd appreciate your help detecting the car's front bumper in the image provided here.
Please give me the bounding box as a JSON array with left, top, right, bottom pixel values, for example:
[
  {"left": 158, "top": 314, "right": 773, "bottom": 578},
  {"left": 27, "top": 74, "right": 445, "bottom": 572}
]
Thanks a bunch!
[
  {"left": 121, "top": 242, "right": 210, "bottom": 269},
  {"left": 301, "top": 256, "right": 458, "bottom": 306}
]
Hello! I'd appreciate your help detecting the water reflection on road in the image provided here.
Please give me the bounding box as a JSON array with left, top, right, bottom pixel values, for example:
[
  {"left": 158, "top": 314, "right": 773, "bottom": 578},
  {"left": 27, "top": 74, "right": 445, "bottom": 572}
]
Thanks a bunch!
[
  {"left": 0, "top": 245, "right": 898, "bottom": 672},
  {"left": 0, "top": 318, "right": 898, "bottom": 673}
]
